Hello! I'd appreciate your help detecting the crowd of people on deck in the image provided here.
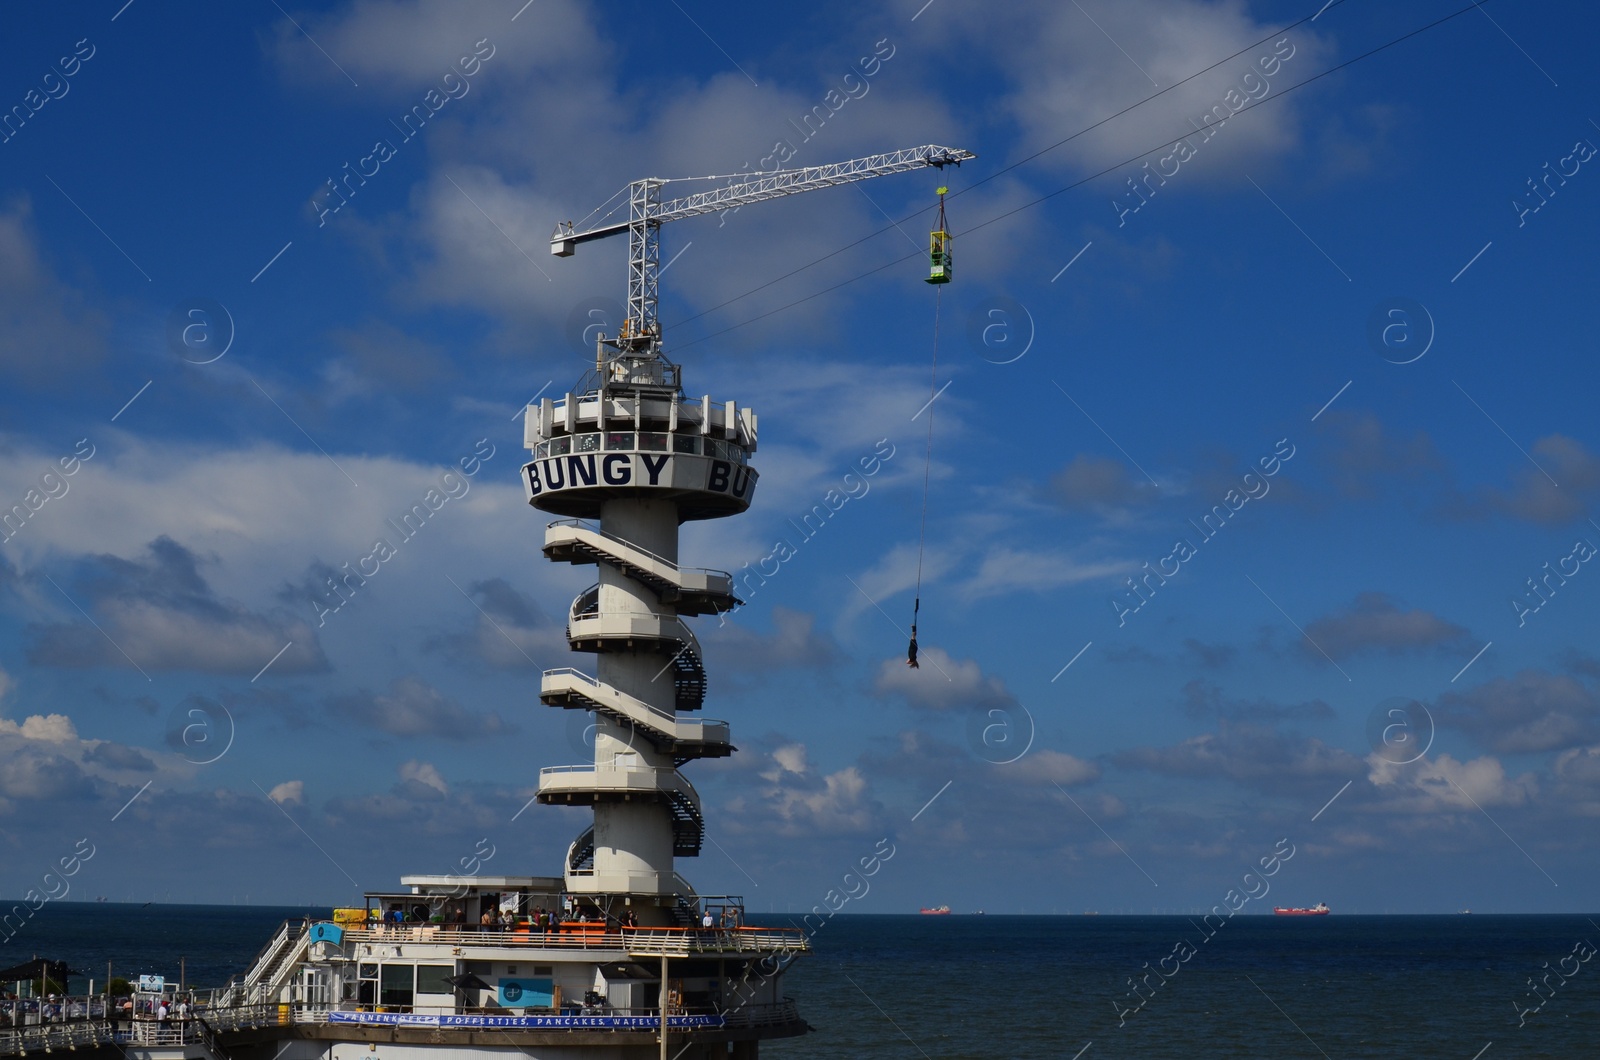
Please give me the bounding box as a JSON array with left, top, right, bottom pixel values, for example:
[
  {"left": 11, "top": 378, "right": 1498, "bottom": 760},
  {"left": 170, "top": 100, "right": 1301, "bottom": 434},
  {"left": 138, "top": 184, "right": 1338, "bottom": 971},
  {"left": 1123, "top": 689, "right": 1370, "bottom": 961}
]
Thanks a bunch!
[{"left": 365, "top": 900, "right": 741, "bottom": 934}]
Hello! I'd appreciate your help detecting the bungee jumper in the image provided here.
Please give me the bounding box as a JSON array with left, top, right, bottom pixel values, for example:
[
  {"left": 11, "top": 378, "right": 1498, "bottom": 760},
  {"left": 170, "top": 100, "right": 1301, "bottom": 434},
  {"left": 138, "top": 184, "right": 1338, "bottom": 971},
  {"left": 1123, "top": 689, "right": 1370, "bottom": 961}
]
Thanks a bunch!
[{"left": 908, "top": 599, "right": 920, "bottom": 669}]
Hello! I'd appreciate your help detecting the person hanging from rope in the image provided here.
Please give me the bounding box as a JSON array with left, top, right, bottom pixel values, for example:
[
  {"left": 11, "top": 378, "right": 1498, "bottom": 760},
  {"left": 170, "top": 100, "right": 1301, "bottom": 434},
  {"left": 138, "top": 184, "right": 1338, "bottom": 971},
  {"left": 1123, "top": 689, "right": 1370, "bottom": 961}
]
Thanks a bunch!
[{"left": 907, "top": 597, "right": 921, "bottom": 668}]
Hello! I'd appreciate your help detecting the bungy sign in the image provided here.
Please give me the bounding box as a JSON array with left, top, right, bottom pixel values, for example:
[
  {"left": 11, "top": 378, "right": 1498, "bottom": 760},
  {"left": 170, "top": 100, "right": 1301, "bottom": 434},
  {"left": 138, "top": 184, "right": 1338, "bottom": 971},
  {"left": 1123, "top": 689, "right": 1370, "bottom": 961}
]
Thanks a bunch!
[
  {"left": 327, "top": 1012, "right": 726, "bottom": 1030},
  {"left": 523, "top": 451, "right": 756, "bottom": 502}
]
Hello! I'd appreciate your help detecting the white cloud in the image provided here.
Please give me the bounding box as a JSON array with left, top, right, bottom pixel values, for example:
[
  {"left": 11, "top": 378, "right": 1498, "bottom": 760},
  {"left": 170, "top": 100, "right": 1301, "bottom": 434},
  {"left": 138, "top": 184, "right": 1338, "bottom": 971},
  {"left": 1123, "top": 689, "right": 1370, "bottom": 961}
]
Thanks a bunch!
[
  {"left": 281, "top": 0, "right": 968, "bottom": 347},
  {"left": 1008, "top": 749, "right": 1101, "bottom": 787},
  {"left": 872, "top": 646, "right": 1016, "bottom": 712},
  {"left": 1555, "top": 743, "right": 1600, "bottom": 786},
  {"left": 330, "top": 676, "right": 512, "bottom": 740},
  {"left": 270, "top": 0, "right": 604, "bottom": 89},
  {"left": 1553, "top": 744, "right": 1600, "bottom": 816},
  {"left": 836, "top": 541, "right": 957, "bottom": 629},
  {"left": 765, "top": 743, "right": 808, "bottom": 780},
  {"left": 704, "top": 606, "right": 838, "bottom": 678},
  {"left": 426, "top": 577, "right": 568, "bottom": 672},
  {"left": 929, "top": 0, "right": 1330, "bottom": 181},
  {"left": 951, "top": 546, "right": 1136, "bottom": 601},
  {"left": 0, "top": 435, "right": 575, "bottom": 660},
  {"left": 0, "top": 713, "right": 79, "bottom": 743},
  {"left": 1366, "top": 751, "right": 1537, "bottom": 812},
  {"left": 268, "top": 780, "right": 305, "bottom": 805},
  {"left": 727, "top": 741, "right": 879, "bottom": 837},
  {"left": 400, "top": 759, "right": 449, "bottom": 794},
  {"left": 0, "top": 712, "right": 170, "bottom": 809},
  {"left": 30, "top": 592, "right": 326, "bottom": 676},
  {"left": 0, "top": 196, "right": 108, "bottom": 390}
]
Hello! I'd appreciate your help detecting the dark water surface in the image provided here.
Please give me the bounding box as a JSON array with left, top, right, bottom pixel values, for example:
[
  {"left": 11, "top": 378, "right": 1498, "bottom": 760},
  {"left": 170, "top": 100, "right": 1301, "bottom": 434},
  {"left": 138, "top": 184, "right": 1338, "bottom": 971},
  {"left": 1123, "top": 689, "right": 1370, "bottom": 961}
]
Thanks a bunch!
[
  {"left": 768, "top": 913, "right": 1600, "bottom": 1059},
  {"left": 0, "top": 902, "right": 324, "bottom": 987},
  {"left": 6, "top": 904, "right": 1598, "bottom": 1057}
]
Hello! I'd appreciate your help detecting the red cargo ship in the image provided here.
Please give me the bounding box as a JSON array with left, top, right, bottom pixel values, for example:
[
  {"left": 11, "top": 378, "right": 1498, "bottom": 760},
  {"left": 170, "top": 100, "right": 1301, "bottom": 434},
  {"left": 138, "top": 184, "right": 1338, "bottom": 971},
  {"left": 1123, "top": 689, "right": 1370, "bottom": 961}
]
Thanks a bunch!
[{"left": 1273, "top": 903, "right": 1330, "bottom": 916}]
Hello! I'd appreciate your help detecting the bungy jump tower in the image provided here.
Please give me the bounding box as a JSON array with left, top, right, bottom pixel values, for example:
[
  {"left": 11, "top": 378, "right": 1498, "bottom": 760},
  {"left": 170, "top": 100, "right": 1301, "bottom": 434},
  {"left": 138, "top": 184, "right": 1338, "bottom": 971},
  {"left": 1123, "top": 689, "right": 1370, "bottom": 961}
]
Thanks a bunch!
[{"left": 173, "top": 146, "right": 970, "bottom": 1060}]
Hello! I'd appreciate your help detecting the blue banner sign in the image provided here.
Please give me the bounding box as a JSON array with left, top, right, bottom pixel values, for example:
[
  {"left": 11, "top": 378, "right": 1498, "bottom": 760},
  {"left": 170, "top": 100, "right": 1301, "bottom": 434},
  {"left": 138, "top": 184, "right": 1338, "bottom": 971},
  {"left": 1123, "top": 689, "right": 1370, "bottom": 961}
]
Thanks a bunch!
[
  {"left": 327, "top": 1012, "right": 726, "bottom": 1030},
  {"left": 496, "top": 978, "right": 553, "bottom": 1007},
  {"left": 309, "top": 922, "right": 344, "bottom": 945}
]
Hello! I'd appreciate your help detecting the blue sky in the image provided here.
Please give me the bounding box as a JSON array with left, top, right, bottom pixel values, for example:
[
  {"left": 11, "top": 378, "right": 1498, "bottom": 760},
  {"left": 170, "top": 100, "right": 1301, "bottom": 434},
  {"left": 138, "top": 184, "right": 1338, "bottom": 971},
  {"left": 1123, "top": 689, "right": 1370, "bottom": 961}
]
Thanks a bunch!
[{"left": 1, "top": 0, "right": 1598, "bottom": 917}]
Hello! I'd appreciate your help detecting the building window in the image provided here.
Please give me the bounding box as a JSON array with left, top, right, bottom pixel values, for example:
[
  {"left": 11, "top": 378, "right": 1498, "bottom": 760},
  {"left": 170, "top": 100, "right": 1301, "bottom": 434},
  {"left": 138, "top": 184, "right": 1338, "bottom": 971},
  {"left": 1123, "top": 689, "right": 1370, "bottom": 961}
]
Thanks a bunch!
[
  {"left": 379, "top": 964, "right": 415, "bottom": 1009},
  {"left": 416, "top": 965, "right": 455, "bottom": 996}
]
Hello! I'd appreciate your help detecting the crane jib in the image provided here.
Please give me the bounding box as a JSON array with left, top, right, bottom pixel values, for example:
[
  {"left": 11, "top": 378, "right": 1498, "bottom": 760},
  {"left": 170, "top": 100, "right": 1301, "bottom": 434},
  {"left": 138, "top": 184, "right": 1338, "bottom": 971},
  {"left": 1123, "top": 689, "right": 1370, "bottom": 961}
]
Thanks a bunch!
[
  {"left": 550, "top": 143, "right": 975, "bottom": 350},
  {"left": 551, "top": 145, "right": 976, "bottom": 252}
]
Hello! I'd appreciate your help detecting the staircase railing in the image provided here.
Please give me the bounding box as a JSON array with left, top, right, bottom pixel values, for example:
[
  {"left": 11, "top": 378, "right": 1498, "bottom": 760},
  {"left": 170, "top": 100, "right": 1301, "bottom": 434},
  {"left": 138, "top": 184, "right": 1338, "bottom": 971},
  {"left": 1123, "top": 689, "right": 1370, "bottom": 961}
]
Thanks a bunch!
[
  {"left": 241, "top": 919, "right": 308, "bottom": 1003},
  {"left": 566, "top": 824, "right": 596, "bottom": 876},
  {"left": 241, "top": 918, "right": 297, "bottom": 992},
  {"left": 667, "top": 784, "right": 704, "bottom": 857},
  {"left": 547, "top": 519, "right": 733, "bottom": 584}
]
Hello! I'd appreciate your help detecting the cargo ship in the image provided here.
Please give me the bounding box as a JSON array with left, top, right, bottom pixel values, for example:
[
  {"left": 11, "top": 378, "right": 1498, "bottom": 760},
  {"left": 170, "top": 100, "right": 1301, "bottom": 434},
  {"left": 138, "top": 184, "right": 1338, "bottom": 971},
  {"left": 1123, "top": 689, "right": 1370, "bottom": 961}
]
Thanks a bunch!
[
  {"left": 920, "top": 906, "right": 952, "bottom": 915},
  {"left": 1273, "top": 903, "right": 1330, "bottom": 916}
]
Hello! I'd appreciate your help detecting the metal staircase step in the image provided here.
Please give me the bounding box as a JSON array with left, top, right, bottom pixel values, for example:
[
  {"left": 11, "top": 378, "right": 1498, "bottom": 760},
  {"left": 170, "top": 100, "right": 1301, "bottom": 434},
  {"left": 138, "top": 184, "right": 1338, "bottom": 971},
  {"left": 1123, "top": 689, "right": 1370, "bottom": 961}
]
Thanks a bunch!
[
  {"left": 544, "top": 520, "right": 742, "bottom": 616},
  {"left": 540, "top": 669, "right": 732, "bottom": 759},
  {"left": 567, "top": 825, "right": 595, "bottom": 874}
]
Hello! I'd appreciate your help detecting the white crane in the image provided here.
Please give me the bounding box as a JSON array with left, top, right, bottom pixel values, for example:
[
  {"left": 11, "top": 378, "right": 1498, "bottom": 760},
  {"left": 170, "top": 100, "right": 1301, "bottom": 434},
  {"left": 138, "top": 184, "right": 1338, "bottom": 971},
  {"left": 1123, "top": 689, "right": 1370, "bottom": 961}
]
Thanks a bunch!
[{"left": 550, "top": 144, "right": 975, "bottom": 370}]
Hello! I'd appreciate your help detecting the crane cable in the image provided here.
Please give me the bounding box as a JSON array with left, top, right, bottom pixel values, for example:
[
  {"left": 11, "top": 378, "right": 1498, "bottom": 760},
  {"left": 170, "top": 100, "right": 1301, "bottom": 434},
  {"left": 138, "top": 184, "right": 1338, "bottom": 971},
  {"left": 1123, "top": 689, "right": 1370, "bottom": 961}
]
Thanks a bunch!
[
  {"left": 909, "top": 191, "right": 950, "bottom": 669},
  {"left": 908, "top": 284, "right": 938, "bottom": 670}
]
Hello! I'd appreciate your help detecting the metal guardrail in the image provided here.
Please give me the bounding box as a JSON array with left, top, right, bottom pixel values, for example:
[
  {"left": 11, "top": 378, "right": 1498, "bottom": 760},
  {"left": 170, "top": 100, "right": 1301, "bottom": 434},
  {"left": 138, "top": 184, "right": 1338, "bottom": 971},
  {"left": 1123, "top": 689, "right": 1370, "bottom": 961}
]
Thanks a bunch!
[
  {"left": 541, "top": 668, "right": 691, "bottom": 727},
  {"left": 542, "top": 670, "right": 731, "bottom": 744},
  {"left": 0, "top": 997, "right": 803, "bottom": 1054},
  {"left": 243, "top": 918, "right": 304, "bottom": 988},
  {"left": 546, "top": 519, "right": 733, "bottom": 582},
  {"left": 298, "top": 1000, "right": 800, "bottom": 1029},
  {"left": 0, "top": 1006, "right": 288, "bottom": 1057},
  {"left": 342, "top": 924, "right": 808, "bottom": 955},
  {"left": 0, "top": 1019, "right": 116, "bottom": 1056},
  {"left": 539, "top": 766, "right": 702, "bottom": 802},
  {"left": 723, "top": 999, "right": 801, "bottom": 1028}
]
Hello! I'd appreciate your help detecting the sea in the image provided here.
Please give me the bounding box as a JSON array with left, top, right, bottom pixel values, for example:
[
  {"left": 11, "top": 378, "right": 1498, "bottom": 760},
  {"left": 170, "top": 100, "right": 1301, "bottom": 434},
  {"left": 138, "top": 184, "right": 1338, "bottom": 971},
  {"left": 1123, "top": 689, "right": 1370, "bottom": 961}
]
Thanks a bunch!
[{"left": 5, "top": 904, "right": 1598, "bottom": 1058}]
